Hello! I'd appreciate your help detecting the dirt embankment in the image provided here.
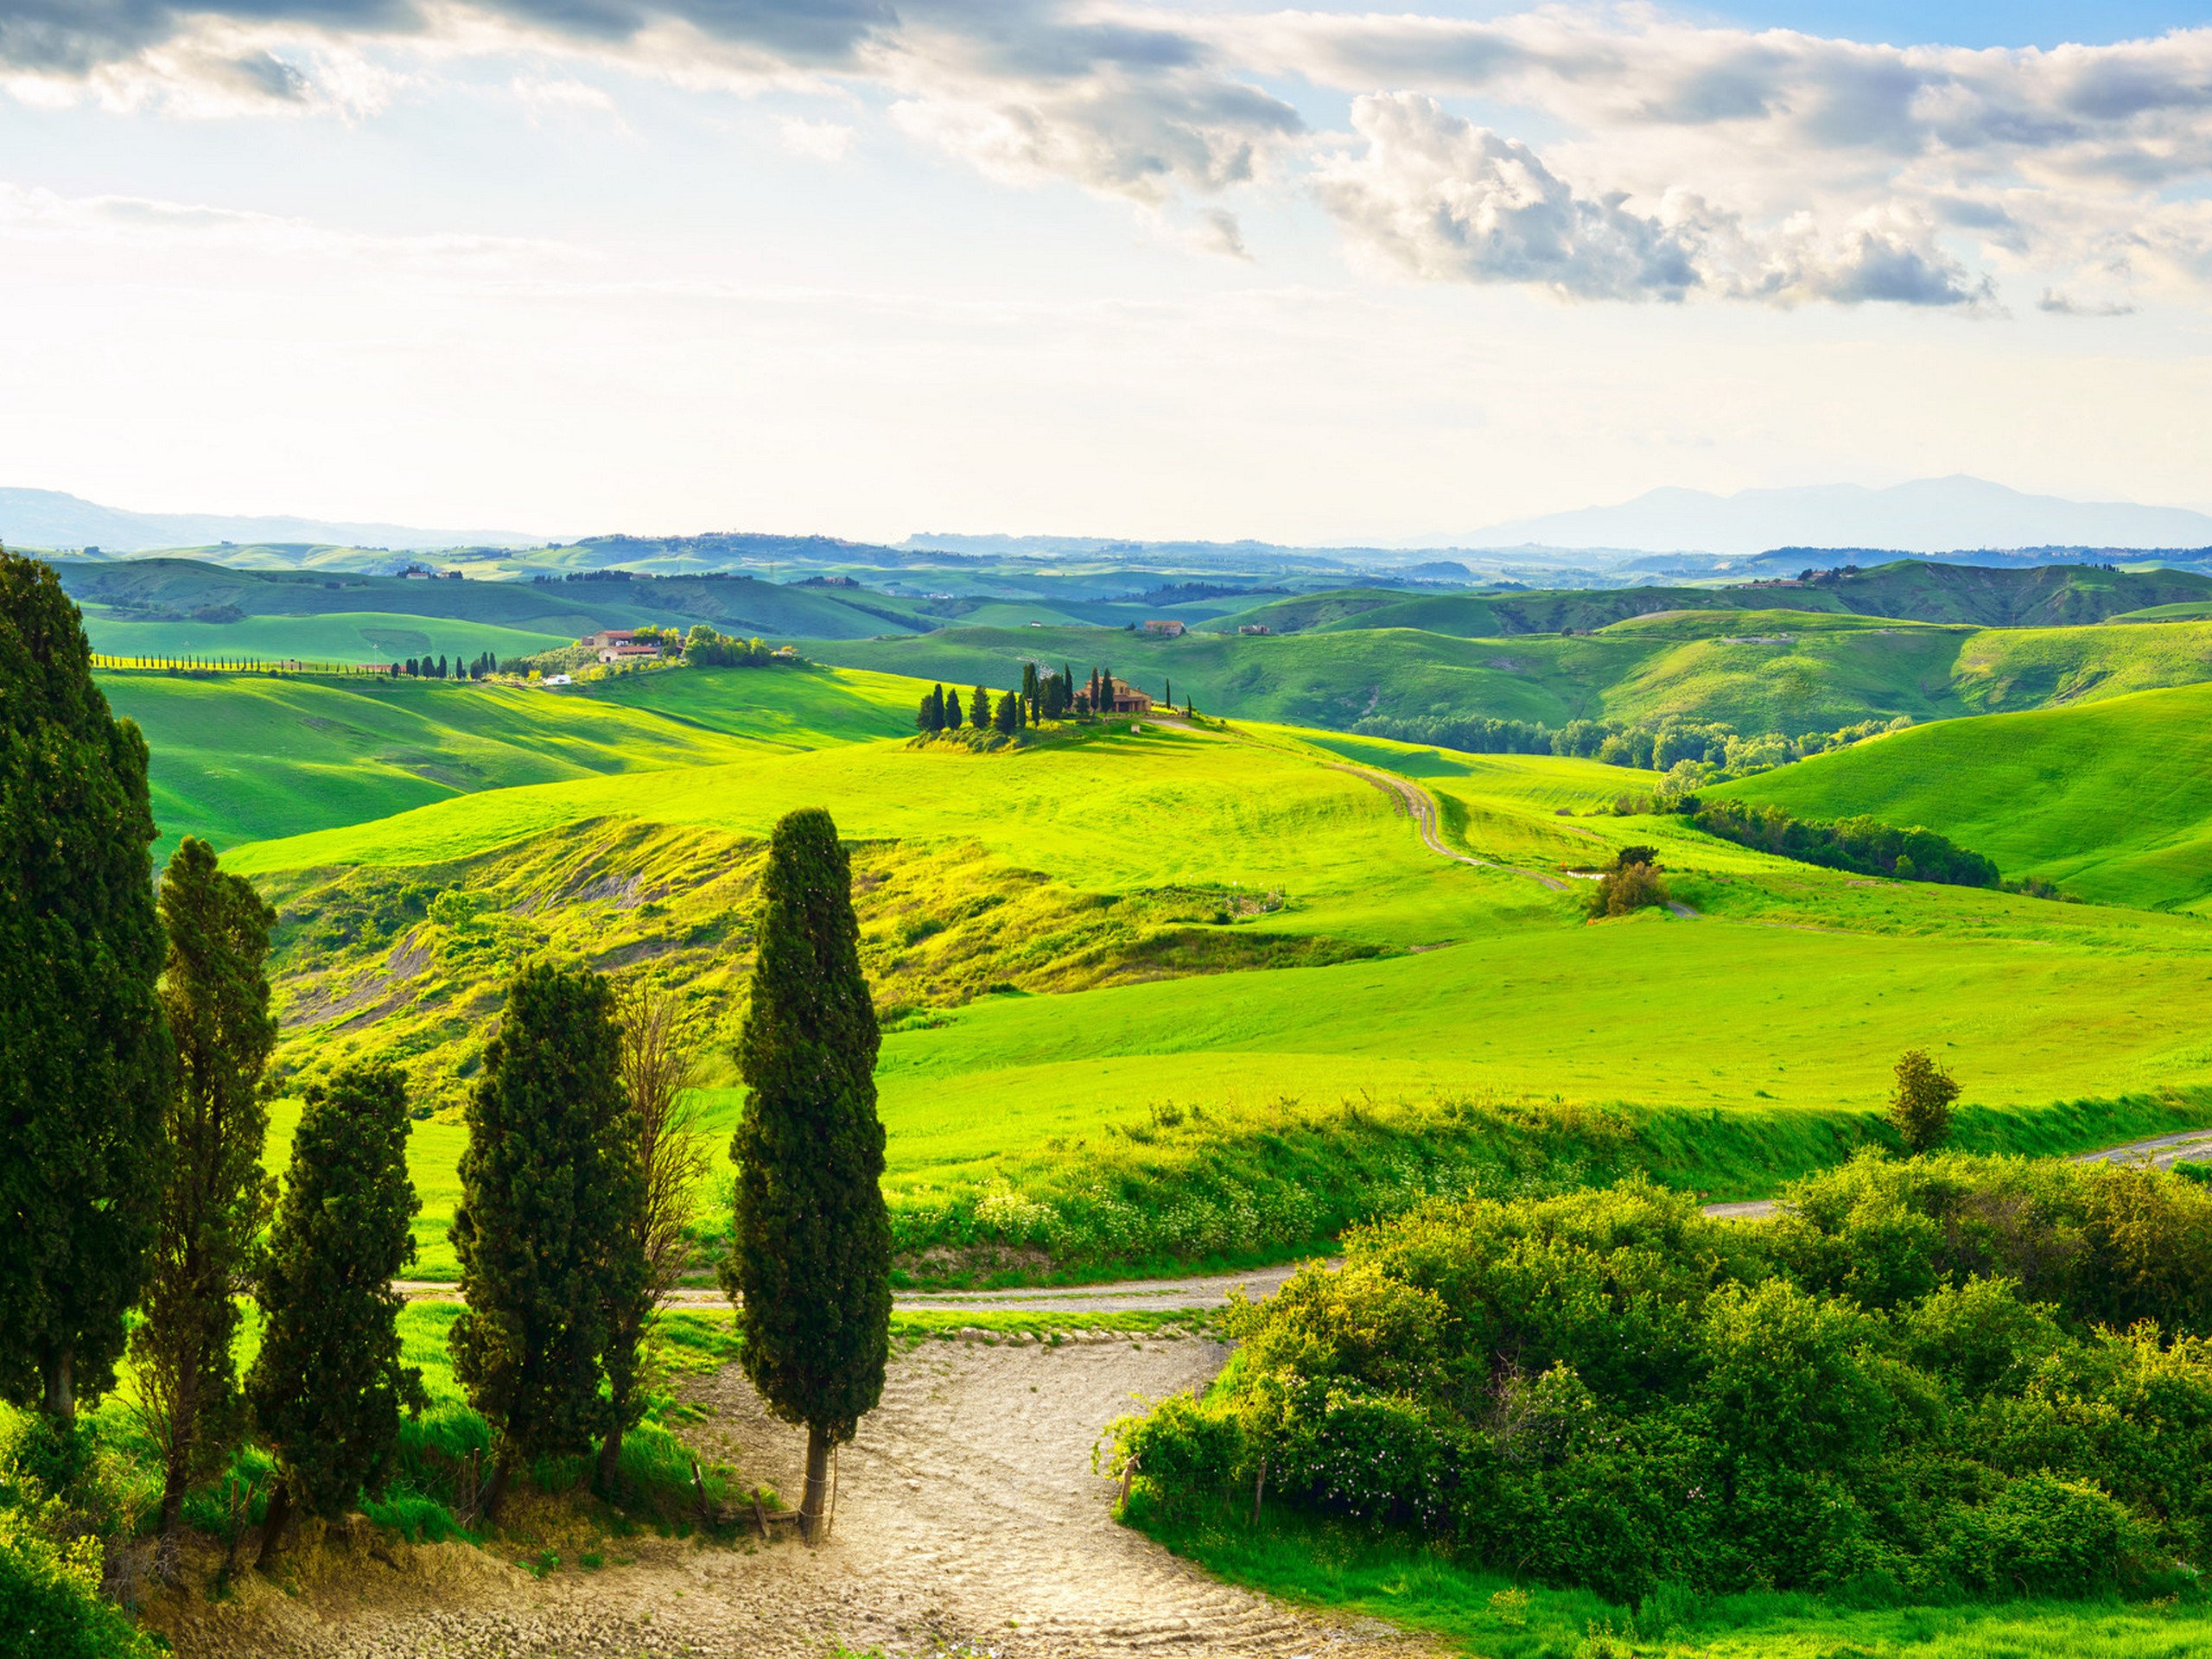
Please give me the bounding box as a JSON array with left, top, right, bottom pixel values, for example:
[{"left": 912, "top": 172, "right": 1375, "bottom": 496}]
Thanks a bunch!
[{"left": 154, "top": 1337, "right": 1433, "bottom": 1659}]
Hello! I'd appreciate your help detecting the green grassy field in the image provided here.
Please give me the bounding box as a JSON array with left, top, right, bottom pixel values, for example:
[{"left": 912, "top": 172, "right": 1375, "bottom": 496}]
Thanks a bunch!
[
  {"left": 80, "top": 606, "right": 575, "bottom": 665},
  {"left": 217, "top": 698, "right": 2212, "bottom": 1279},
  {"left": 101, "top": 663, "right": 925, "bottom": 855},
  {"left": 1719, "top": 679, "right": 2212, "bottom": 912}
]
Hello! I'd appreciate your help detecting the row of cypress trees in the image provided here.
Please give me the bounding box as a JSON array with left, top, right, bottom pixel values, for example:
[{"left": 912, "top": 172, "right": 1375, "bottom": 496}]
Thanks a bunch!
[
  {"left": 913, "top": 662, "right": 1103, "bottom": 734},
  {"left": 0, "top": 547, "right": 893, "bottom": 1571}
]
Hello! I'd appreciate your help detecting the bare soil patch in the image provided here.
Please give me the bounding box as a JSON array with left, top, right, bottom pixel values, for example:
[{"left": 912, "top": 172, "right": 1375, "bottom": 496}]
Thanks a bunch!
[{"left": 153, "top": 1337, "right": 1431, "bottom": 1659}]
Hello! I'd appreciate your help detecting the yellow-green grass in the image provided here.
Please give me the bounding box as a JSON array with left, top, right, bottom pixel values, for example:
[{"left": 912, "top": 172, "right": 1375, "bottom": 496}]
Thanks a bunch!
[
  {"left": 99, "top": 663, "right": 935, "bottom": 856},
  {"left": 591, "top": 662, "right": 924, "bottom": 748},
  {"left": 226, "top": 719, "right": 1574, "bottom": 947},
  {"left": 79, "top": 606, "right": 575, "bottom": 665},
  {"left": 1137, "top": 1507, "right": 2212, "bottom": 1659},
  {"left": 233, "top": 717, "right": 2212, "bottom": 1274},
  {"left": 1719, "top": 679, "right": 2212, "bottom": 912}
]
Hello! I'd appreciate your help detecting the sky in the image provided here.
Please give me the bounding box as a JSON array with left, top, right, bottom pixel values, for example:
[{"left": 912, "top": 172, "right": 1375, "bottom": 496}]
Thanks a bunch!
[{"left": 4, "top": 3, "right": 2212, "bottom": 544}]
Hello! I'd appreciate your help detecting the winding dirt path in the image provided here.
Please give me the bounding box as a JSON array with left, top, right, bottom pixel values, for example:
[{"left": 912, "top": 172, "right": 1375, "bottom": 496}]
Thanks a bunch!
[
  {"left": 1320, "top": 761, "right": 1569, "bottom": 891},
  {"left": 160, "top": 1338, "right": 1434, "bottom": 1659},
  {"left": 1700, "top": 1127, "right": 2212, "bottom": 1221}
]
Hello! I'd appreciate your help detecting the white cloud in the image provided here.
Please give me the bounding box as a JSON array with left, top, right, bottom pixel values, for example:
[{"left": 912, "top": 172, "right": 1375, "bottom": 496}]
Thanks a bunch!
[
  {"left": 779, "top": 116, "right": 855, "bottom": 160},
  {"left": 1315, "top": 94, "right": 1990, "bottom": 308}
]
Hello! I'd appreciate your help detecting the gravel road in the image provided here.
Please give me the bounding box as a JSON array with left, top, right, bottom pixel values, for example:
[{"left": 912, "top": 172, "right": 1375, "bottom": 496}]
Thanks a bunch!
[{"left": 156, "top": 1336, "right": 1433, "bottom": 1659}]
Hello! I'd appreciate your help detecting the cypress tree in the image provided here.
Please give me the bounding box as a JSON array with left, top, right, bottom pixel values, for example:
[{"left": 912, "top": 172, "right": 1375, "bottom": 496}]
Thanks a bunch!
[
  {"left": 914, "top": 690, "right": 937, "bottom": 734},
  {"left": 721, "top": 809, "right": 889, "bottom": 1542},
  {"left": 1165, "top": 677, "right": 1172, "bottom": 709},
  {"left": 0, "top": 550, "right": 170, "bottom": 1425},
  {"left": 134, "top": 837, "right": 278, "bottom": 1561},
  {"left": 246, "top": 1059, "right": 423, "bottom": 1565},
  {"left": 994, "top": 690, "right": 1019, "bottom": 734},
  {"left": 448, "top": 963, "right": 645, "bottom": 1522},
  {"left": 968, "top": 684, "right": 991, "bottom": 730}
]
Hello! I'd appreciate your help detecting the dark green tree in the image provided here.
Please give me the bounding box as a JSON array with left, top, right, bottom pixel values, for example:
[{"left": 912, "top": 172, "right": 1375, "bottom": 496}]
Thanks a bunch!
[
  {"left": 914, "top": 690, "right": 938, "bottom": 733},
  {"left": 0, "top": 550, "right": 171, "bottom": 1426},
  {"left": 448, "top": 963, "right": 645, "bottom": 1521},
  {"left": 1020, "top": 662, "right": 1039, "bottom": 704},
  {"left": 968, "top": 684, "right": 991, "bottom": 729},
  {"left": 721, "top": 809, "right": 890, "bottom": 1542},
  {"left": 1889, "top": 1048, "right": 1960, "bottom": 1154},
  {"left": 993, "top": 690, "right": 1020, "bottom": 734},
  {"left": 1165, "top": 677, "right": 1172, "bottom": 709},
  {"left": 133, "top": 837, "right": 277, "bottom": 1560},
  {"left": 246, "top": 1059, "right": 423, "bottom": 1564}
]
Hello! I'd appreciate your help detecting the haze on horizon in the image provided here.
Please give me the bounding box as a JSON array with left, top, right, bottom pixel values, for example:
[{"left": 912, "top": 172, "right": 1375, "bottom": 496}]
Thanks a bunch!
[{"left": 6, "top": 0, "right": 2212, "bottom": 545}]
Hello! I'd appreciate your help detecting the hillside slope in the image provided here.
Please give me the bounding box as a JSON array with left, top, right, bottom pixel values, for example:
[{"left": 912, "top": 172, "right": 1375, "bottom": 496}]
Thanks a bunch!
[
  {"left": 1717, "top": 680, "right": 2212, "bottom": 911},
  {"left": 104, "top": 664, "right": 921, "bottom": 853}
]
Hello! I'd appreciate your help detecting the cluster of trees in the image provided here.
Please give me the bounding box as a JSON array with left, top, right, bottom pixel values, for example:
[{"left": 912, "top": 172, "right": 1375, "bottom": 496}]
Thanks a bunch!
[
  {"left": 1689, "top": 799, "right": 2000, "bottom": 887},
  {"left": 1586, "top": 845, "right": 1670, "bottom": 918},
  {"left": 914, "top": 663, "right": 1185, "bottom": 737},
  {"left": 386, "top": 652, "right": 493, "bottom": 681},
  {"left": 680, "top": 626, "right": 783, "bottom": 667},
  {"left": 1112, "top": 1149, "right": 2212, "bottom": 1605},
  {"left": 1353, "top": 713, "right": 1908, "bottom": 779},
  {"left": 0, "top": 554, "right": 892, "bottom": 1635}
]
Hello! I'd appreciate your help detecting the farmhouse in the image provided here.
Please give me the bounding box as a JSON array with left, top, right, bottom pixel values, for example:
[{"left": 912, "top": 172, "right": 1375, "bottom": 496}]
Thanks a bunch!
[
  {"left": 597, "top": 642, "right": 660, "bottom": 664},
  {"left": 583, "top": 628, "right": 634, "bottom": 649},
  {"left": 1076, "top": 676, "right": 1153, "bottom": 715},
  {"left": 1142, "top": 619, "right": 1185, "bottom": 636},
  {"left": 1238, "top": 624, "right": 1271, "bottom": 636}
]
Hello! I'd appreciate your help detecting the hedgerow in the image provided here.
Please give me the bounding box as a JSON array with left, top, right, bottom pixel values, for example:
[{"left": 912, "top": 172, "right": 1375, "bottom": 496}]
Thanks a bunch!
[{"left": 1107, "top": 1153, "right": 2212, "bottom": 1605}]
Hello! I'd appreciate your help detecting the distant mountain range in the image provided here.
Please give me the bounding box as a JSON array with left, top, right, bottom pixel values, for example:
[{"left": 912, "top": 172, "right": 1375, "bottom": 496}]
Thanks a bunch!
[
  {"left": 1460, "top": 476, "right": 2212, "bottom": 558},
  {"left": 0, "top": 487, "right": 545, "bottom": 554}
]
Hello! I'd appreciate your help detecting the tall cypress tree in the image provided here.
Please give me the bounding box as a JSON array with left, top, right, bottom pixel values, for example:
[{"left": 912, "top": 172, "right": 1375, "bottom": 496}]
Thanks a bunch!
[
  {"left": 721, "top": 808, "right": 889, "bottom": 1542},
  {"left": 0, "top": 550, "right": 170, "bottom": 1425},
  {"left": 914, "top": 690, "right": 937, "bottom": 734},
  {"left": 134, "top": 837, "right": 278, "bottom": 1560},
  {"left": 993, "top": 690, "right": 1019, "bottom": 734},
  {"left": 448, "top": 963, "right": 644, "bottom": 1522},
  {"left": 246, "top": 1059, "right": 423, "bottom": 1564},
  {"left": 968, "top": 684, "right": 991, "bottom": 730}
]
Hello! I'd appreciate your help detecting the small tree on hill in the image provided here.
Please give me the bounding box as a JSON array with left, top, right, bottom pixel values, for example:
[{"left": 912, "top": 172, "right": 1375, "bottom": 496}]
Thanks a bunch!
[
  {"left": 247, "top": 1058, "right": 423, "bottom": 1565},
  {"left": 134, "top": 837, "right": 279, "bottom": 1565},
  {"left": 994, "top": 690, "right": 1020, "bottom": 735},
  {"left": 449, "top": 963, "right": 645, "bottom": 1522},
  {"left": 597, "top": 982, "right": 709, "bottom": 1495},
  {"left": 721, "top": 808, "right": 891, "bottom": 1543},
  {"left": 0, "top": 550, "right": 171, "bottom": 1427},
  {"left": 915, "top": 690, "right": 938, "bottom": 733},
  {"left": 1890, "top": 1049, "right": 1960, "bottom": 1154},
  {"left": 1588, "top": 861, "right": 1669, "bottom": 918}
]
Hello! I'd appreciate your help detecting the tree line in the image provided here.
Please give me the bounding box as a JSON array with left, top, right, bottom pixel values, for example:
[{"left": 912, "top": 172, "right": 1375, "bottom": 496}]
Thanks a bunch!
[
  {"left": 1688, "top": 798, "right": 2000, "bottom": 887},
  {"left": 914, "top": 662, "right": 1194, "bottom": 736},
  {"left": 1355, "top": 711, "right": 1908, "bottom": 781},
  {"left": 0, "top": 552, "right": 890, "bottom": 1637}
]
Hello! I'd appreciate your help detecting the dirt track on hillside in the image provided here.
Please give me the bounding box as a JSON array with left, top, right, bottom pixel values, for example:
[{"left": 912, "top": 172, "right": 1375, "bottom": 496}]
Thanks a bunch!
[{"left": 156, "top": 1336, "right": 1432, "bottom": 1659}]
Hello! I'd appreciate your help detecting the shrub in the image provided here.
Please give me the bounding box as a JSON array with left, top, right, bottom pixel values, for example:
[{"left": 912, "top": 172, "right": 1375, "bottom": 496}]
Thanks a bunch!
[
  {"left": 0, "top": 1503, "right": 162, "bottom": 1659},
  {"left": 1888, "top": 1049, "right": 1960, "bottom": 1153},
  {"left": 1587, "top": 861, "right": 1669, "bottom": 918}
]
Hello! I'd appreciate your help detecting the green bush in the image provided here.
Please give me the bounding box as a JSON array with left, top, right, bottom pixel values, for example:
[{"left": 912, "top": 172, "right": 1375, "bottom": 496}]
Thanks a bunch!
[
  {"left": 0, "top": 1503, "right": 161, "bottom": 1659},
  {"left": 1116, "top": 1155, "right": 2212, "bottom": 1602}
]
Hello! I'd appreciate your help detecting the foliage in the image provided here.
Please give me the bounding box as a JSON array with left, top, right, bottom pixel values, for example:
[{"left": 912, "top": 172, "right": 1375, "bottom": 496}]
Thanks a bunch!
[
  {"left": 133, "top": 836, "right": 278, "bottom": 1550},
  {"left": 0, "top": 1500, "right": 162, "bottom": 1659},
  {"left": 1113, "top": 1156, "right": 2212, "bottom": 1605},
  {"left": 448, "top": 963, "right": 645, "bottom": 1513},
  {"left": 1690, "top": 798, "right": 1999, "bottom": 887},
  {"left": 722, "top": 808, "right": 892, "bottom": 1448},
  {"left": 681, "top": 626, "right": 785, "bottom": 667},
  {"left": 0, "top": 550, "right": 172, "bottom": 1422},
  {"left": 247, "top": 1058, "right": 424, "bottom": 1530},
  {"left": 1586, "top": 861, "right": 1669, "bottom": 918},
  {"left": 1889, "top": 1048, "right": 1961, "bottom": 1153}
]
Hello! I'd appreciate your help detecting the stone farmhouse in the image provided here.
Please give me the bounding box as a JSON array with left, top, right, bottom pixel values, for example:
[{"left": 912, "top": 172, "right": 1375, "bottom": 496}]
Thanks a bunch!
[{"left": 1075, "top": 676, "right": 1153, "bottom": 715}]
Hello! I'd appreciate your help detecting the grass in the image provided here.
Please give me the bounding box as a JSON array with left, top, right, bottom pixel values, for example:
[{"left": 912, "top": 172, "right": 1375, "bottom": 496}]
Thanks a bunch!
[
  {"left": 79, "top": 606, "right": 575, "bottom": 665},
  {"left": 99, "top": 663, "right": 931, "bottom": 856},
  {"left": 1719, "top": 678, "right": 2212, "bottom": 912},
  {"left": 222, "top": 709, "right": 2212, "bottom": 1279},
  {"left": 1129, "top": 1503, "right": 2212, "bottom": 1658}
]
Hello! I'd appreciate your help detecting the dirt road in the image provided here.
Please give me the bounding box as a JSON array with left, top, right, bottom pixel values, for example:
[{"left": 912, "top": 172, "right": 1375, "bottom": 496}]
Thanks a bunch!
[
  {"left": 159, "top": 1337, "right": 1431, "bottom": 1659},
  {"left": 1322, "top": 762, "right": 1569, "bottom": 891},
  {"left": 1700, "top": 1127, "right": 2212, "bottom": 1220}
]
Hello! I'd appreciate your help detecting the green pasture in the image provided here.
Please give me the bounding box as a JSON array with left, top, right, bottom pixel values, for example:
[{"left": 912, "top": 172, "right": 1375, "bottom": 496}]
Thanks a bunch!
[
  {"left": 79, "top": 606, "right": 574, "bottom": 665},
  {"left": 1721, "top": 678, "right": 2212, "bottom": 911},
  {"left": 99, "top": 663, "right": 935, "bottom": 855},
  {"left": 1141, "top": 1508, "right": 2212, "bottom": 1659}
]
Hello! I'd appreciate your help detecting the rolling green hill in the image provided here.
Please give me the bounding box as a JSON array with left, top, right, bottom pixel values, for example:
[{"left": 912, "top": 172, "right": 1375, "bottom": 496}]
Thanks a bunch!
[
  {"left": 101, "top": 663, "right": 922, "bottom": 854},
  {"left": 82, "top": 607, "right": 575, "bottom": 666},
  {"left": 1717, "top": 679, "right": 2212, "bottom": 912}
]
